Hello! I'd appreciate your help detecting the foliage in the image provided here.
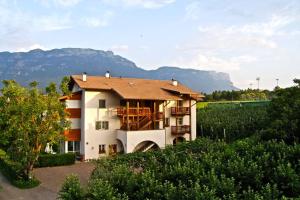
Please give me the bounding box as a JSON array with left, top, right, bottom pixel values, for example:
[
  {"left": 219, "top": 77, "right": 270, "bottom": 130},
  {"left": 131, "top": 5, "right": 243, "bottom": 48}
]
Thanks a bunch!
[
  {"left": 60, "top": 76, "right": 71, "bottom": 96},
  {"left": 35, "top": 153, "right": 76, "bottom": 168},
  {"left": 0, "top": 80, "right": 69, "bottom": 180},
  {"left": 260, "top": 79, "right": 300, "bottom": 143},
  {"left": 86, "top": 179, "right": 129, "bottom": 200},
  {"left": 0, "top": 149, "right": 40, "bottom": 189},
  {"left": 58, "top": 174, "right": 85, "bottom": 200},
  {"left": 204, "top": 89, "right": 273, "bottom": 101},
  {"left": 197, "top": 101, "right": 269, "bottom": 142},
  {"left": 62, "top": 138, "right": 300, "bottom": 199}
]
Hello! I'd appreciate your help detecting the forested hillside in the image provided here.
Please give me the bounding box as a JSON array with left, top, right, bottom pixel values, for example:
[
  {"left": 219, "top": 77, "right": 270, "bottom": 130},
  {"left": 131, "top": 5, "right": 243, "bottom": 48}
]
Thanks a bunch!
[{"left": 0, "top": 48, "right": 237, "bottom": 93}]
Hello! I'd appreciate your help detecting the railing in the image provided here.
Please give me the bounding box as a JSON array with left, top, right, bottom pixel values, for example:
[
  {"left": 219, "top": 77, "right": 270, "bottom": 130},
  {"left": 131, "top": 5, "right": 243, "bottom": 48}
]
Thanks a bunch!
[
  {"left": 171, "top": 107, "right": 190, "bottom": 115},
  {"left": 117, "top": 107, "right": 151, "bottom": 116},
  {"left": 171, "top": 125, "right": 191, "bottom": 135}
]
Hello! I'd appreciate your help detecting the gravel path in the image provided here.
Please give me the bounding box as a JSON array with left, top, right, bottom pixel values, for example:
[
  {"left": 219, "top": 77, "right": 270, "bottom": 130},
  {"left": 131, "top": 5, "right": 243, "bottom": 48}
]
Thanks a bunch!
[{"left": 0, "top": 162, "right": 95, "bottom": 200}]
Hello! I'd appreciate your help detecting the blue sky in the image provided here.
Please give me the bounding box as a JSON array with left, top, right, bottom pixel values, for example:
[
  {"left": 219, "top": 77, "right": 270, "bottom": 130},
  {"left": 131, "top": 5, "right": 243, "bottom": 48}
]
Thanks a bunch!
[{"left": 0, "top": 0, "right": 299, "bottom": 89}]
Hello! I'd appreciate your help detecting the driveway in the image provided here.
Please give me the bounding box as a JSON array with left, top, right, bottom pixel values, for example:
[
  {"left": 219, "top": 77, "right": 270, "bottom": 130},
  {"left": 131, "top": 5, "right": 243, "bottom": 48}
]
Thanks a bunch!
[{"left": 0, "top": 162, "right": 95, "bottom": 200}]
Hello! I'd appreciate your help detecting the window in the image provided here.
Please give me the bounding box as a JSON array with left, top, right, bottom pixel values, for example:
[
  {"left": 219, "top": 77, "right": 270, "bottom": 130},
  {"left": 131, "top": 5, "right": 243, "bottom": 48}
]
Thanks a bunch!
[
  {"left": 96, "top": 121, "right": 101, "bottom": 130},
  {"left": 177, "top": 117, "right": 183, "bottom": 126},
  {"left": 102, "top": 121, "right": 109, "bottom": 130},
  {"left": 67, "top": 141, "right": 74, "bottom": 152},
  {"left": 74, "top": 141, "right": 80, "bottom": 152},
  {"left": 99, "top": 100, "right": 106, "bottom": 108},
  {"left": 95, "top": 121, "right": 109, "bottom": 130},
  {"left": 165, "top": 118, "right": 170, "bottom": 127},
  {"left": 109, "top": 144, "right": 117, "bottom": 155},
  {"left": 68, "top": 141, "right": 80, "bottom": 153},
  {"left": 99, "top": 144, "right": 106, "bottom": 154}
]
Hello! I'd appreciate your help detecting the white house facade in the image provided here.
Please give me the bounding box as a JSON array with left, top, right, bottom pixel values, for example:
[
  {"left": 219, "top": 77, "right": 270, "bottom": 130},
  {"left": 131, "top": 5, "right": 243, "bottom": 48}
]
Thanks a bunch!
[{"left": 60, "top": 73, "right": 203, "bottom": 160}]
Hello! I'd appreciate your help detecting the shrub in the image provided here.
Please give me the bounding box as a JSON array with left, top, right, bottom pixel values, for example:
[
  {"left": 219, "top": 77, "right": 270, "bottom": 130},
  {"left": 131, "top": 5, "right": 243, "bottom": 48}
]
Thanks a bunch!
[
  {"left": 13, "top": 178, "right": 40, "bottom": 189},
  {"left": 0, "top": 149, "right": 40, "bottom": 189},
  {"left": 79, "top": 138, "right": 300, "bottom": 199},
  {"left": 86, "top": 179, "right": 129, "bottom": 200},
  {"left": 35, "top": 153, "right": 75, "bottom": 168},
  {"left": 58, "top": 174, "right": 85, "bottom": 200}
]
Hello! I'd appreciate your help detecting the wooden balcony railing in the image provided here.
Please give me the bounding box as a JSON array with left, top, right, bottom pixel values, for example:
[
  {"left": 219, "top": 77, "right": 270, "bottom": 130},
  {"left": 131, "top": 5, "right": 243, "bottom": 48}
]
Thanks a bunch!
[
  {"left": 171, "top": 125, "right": 191, "bottom": 135},
  {"left": 171, "top": 107, "right": 190, "bottom": 115},
  {"left": 117, "top": 107, "right": 151, "bottom": 116}
]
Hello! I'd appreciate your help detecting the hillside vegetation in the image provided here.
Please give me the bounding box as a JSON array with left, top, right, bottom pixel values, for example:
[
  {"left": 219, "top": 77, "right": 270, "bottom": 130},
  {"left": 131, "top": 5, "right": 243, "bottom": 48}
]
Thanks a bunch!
[{"left": 0, "top": 48, "right": 236, "bottom": 93}]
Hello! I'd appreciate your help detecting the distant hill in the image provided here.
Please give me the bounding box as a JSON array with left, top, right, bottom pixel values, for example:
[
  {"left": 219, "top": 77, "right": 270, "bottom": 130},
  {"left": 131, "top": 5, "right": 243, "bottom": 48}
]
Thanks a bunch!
[{"left": 0, "top": 48, "right": 237, "bottom": 93}]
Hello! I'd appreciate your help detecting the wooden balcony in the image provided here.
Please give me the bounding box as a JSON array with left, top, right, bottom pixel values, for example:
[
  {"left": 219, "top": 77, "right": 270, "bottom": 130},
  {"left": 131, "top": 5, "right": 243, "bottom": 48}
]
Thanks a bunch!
[
  {"left": 171, "top": 125, "right": 190, "bottom": 135},
  {"left": 66, "top": 108, "right": 81, "bottom": 118},
  {"left": 117, "top": 107, "right": 151, "bottom": 116},
  {"left": 171, "top": 107, "right": 190, "bottom": 116},
  {"left": 63, "top": 129, "right": 81, "bottom": 141}
]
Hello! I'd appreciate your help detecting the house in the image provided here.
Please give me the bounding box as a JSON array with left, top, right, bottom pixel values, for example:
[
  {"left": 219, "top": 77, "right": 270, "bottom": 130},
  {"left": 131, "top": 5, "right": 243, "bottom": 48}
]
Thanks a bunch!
[{"left": 60, "top": 72, "right": 203, "bottom": 160}]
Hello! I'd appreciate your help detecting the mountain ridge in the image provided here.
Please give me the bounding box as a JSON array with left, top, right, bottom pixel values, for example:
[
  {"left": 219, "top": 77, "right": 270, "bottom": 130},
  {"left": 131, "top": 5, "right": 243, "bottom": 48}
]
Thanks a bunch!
[{"left": 0, "top": 48, "right": 237, "bottom": 93}]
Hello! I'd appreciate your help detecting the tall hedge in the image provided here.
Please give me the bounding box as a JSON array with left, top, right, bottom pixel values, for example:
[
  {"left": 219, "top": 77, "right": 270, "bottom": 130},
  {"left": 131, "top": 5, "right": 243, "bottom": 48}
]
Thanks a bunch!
[{"left": 35, "top": 153, "right": 76, "bottom": 168}]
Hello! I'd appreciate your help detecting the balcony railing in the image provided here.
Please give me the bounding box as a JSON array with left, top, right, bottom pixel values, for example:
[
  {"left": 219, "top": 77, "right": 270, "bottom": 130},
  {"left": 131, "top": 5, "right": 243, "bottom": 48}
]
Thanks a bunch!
[
  {"left": 117, "top": 107, "right": 151, "bottom": 116},
  {"left": 171, "top": 107, "right": 190, "bottom": 115},
  {"left": 171, "top": 125, "right": 191, "bottom": 135},
  {"left": 117, "top": 107, "right": 163, "bottom": 120}
]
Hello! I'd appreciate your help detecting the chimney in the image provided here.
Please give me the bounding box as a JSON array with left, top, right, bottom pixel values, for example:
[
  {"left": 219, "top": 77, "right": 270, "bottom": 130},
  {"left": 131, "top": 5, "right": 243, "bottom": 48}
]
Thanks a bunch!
[
  {"left": 172, "top": 78, "right": 178, "bottom": 86},
  {"left": 105, "top": 71, "right": 110, "bottom": 78},
  {"left": 82, "top": 72, "right": 87, "bottom": 82}
]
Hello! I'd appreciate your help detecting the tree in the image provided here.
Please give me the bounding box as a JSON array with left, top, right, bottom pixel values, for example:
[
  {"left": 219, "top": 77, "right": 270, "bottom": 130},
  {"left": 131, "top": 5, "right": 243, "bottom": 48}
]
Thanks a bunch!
[
  {"left": 262, "top": 79, "right": 300, "bottom": 142},
  {"left": 0, "top": 80, "right": 69, "bottom": 180}
]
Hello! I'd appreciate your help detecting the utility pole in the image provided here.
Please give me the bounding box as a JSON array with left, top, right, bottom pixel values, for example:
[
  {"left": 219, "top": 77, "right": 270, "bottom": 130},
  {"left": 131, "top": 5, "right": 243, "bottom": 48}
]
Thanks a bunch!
[{"left": 256, "top": 77, "right": 260, "bottom": 90}]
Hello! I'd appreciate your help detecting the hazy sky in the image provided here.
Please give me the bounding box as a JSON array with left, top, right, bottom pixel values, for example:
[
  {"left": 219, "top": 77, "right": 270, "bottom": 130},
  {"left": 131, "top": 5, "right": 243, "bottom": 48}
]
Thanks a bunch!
[{"left": 0, "top": 0, "right": 299, "bottom": 89}]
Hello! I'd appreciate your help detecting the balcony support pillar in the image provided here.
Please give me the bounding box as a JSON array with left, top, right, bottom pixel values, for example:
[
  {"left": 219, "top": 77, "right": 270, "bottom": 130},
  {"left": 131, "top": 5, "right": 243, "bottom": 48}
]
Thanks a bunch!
[
  {"left": 189, "top": 98, "right": 192, "bottom": 141},
  {"left": 137, "top": 101, "right": 140, "bottom": 129},
  {"left": 126, "top": 101, "right": 129, "bottom": 130}
]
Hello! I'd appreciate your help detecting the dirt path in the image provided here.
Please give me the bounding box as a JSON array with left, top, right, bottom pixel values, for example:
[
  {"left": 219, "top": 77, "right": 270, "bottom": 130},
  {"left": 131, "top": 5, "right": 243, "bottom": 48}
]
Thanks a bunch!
[{"left": 0, "top": 162, "right": 95, "bottom": 200}]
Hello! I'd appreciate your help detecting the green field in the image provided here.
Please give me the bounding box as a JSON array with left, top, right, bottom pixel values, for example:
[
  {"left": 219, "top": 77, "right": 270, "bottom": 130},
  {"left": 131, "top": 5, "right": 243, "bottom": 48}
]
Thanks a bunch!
[
  {"left": 197, "top": 101, "right": 269, "bottom": 142},
  {"left": 197, "top": 100, "right": 270, "bottom": 109}
]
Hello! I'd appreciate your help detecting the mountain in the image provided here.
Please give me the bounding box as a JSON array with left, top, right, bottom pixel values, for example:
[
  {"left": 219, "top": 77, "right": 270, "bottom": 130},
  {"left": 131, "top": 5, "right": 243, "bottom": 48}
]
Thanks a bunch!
[{"left": 0, "top": 48, "right": 237, "bottom": 93}]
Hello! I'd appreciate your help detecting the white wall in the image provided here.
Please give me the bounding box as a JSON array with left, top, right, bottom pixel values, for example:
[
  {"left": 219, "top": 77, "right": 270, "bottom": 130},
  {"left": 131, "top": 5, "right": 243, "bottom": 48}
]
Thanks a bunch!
[
  {"left": 82, "top": 90, "right": 121, "bottom": 159},
  {"left": 117, "top": 129, "right": 166, "bottom": 153},
  {"left": 66, "top": 100, "right": 81, "bottom": 108},
  {"left": 191, "top": 100, "right": 197, "bottom": 140},
  {"left": 164, "top": 100, "right": 193, "bottom": 145},
  {"left": 80, "top": 90, "right": 85, "bottom": 156},
  {"left": 70, "top": 118, "right": 81, "bottom": 129}
]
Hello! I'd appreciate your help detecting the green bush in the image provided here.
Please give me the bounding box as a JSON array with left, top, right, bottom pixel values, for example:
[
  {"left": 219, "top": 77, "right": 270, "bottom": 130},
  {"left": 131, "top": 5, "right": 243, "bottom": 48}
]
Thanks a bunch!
[
  {"left": 58, "top": 174, "right": 85, "bottom": 200},
  {"left": 81, "top": 138, "right": 300, "bottom": 199},
  {"left": 35, "top": 153, "right": 76, "bottom": 168},
  {"left": 0, "top": 149, "right": 39, "bottom": 189},
  {"left": 86, "top": 179, "right": 128, "bottom": 200},
  {"left": 13, "top": 178, "right": 40, "bottom": 189}
]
